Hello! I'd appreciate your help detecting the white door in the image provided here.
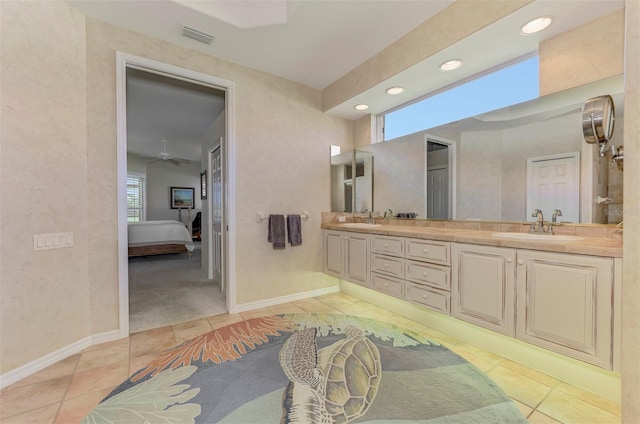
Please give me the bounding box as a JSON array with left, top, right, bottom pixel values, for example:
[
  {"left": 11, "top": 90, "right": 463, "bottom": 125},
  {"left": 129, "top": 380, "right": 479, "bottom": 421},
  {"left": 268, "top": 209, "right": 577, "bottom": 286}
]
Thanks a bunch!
[
  {"left": 526, "top": 153, "right": 579, "bottom": 223},
  {"left": 427, "top": 167, "right": 448, "bottom": 219},
  {"left": 211, "top": 146, "right": 223, "bottom": 290}
]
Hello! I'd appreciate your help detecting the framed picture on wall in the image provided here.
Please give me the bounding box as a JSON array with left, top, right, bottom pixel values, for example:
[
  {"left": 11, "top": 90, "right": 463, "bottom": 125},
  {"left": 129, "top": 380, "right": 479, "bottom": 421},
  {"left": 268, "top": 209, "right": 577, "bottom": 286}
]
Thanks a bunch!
[
  {"left": 200, "top": 171, "right": 207, "bottom": 200},
  {"left": 170, "top": 187, "right": 195, "bottom": 209}
]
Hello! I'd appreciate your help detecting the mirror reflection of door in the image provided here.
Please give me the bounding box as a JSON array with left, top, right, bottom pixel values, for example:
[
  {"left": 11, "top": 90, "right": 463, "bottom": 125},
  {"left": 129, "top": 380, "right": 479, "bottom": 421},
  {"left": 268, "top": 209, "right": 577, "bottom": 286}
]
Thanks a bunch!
[
  {"left": 426, "top": 141, "right": 449, "bottom": 219},
  {"left": 211, "top": 145, "right": 223, "bottom": 291},
  {"left": 427, "top": 167, "right": 448, "bottom": 219},
  {"left": 526, "top": 152, "right": 579, "bottom": 223}
]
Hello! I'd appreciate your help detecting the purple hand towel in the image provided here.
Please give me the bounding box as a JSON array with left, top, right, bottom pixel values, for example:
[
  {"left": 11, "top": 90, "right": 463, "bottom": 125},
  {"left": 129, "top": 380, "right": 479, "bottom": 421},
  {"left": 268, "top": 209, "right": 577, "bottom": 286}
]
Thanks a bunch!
[
  {"left": 268, "top": 214, "right": 286, "bottom": 249},
  {"left": 287, "top": 214, "right": 302, "bottom": 246}
]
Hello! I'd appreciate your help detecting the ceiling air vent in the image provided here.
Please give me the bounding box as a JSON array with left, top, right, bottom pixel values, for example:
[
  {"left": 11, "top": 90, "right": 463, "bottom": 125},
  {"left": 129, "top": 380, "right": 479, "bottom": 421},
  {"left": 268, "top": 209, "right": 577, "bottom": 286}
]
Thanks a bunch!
[{"left": 181, "top": 25, "right": 214, "bottom": 45}]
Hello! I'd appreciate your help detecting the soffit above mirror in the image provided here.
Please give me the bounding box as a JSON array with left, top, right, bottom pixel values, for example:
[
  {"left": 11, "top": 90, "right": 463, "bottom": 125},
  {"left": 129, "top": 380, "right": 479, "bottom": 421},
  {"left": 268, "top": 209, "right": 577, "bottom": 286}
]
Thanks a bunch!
[{"left": 326, "top": 0, "right": 624, "bottom": 120}]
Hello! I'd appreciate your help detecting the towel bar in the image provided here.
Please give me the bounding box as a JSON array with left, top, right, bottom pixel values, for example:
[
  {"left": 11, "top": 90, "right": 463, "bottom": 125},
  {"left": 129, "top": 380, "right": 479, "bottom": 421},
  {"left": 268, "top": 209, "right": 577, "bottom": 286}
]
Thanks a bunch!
[{"left": 256, "top": 212, "right": 309, "bottom": 223}]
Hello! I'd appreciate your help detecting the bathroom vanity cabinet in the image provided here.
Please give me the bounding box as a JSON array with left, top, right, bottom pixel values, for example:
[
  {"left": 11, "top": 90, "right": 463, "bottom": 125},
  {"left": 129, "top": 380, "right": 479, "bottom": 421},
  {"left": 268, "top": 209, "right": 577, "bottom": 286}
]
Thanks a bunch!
[
  {"left": 323, "top": 226, "right": 620, "bottom": 370},
  {"left": 452, "top": 243, "right": 614, "bottom": 368},
  {"left": 452, "top": 244, "right": 516, "bottom": 337},
  {"left": 323, "top": 230, "right": 369, "bottom": 286},
  {"left": 370, "top": 235, "right": 452, "bottom": 314},
  {"left": 515, "top": 250, "right": 614, "bottom": 369}
]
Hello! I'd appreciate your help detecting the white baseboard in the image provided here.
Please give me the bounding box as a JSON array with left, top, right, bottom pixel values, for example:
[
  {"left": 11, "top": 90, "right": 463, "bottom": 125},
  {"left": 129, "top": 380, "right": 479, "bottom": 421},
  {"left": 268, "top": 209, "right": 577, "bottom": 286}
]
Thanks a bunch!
[
  {"left": 232, "top": 285, "right": 339, "bottom": 313},
  {"left": 0, "top": 329, "right": 122, "bottom": 390}
]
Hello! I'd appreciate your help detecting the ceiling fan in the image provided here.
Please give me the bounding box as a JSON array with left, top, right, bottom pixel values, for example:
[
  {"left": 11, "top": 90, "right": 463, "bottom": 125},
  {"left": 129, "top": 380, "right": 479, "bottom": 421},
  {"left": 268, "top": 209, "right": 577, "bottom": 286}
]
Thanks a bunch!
[{"left": 147, "top": 140, "right": 191, "bottom": 165}]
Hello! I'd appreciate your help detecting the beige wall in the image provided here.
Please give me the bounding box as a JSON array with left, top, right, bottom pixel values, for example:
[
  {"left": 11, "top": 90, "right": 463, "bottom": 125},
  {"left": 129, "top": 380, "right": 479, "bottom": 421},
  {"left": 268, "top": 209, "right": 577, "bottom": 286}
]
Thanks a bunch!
[
  {"left": 622, "top": 1, "right": 640, "bottom": 421},
  {"left": 0, "top": 1, "right": 353, "bottom": 374},
  {"left": 0, "top": 1, "right": 91, "bottom": 372},
  {"left": 539, "top": 9, "right": 625, "bottom": 96}
]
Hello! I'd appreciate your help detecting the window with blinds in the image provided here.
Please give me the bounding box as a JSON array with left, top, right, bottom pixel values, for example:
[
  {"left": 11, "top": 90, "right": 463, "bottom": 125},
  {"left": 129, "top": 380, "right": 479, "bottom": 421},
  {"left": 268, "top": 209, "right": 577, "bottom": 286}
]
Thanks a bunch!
[{"left": 127, "top": 176, "right": 144, "bottom": 222}]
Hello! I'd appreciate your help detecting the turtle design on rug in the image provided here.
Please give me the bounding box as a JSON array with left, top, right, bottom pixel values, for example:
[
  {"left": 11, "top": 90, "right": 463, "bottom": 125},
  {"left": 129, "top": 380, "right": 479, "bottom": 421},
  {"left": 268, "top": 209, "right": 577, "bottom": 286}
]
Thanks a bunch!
[
  {"left": 82, "top": 313, "right": 528, "bottom": 424},
  {"left": 279, "top": 326, "right": 381, "bottom": 423}
]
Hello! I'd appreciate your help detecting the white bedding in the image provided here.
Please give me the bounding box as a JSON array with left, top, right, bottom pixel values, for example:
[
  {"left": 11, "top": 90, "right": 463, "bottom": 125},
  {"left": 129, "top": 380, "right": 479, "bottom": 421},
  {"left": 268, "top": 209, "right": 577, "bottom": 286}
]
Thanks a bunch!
[{"left": 128, "top": 220, "right": 195, "bottom": 252}]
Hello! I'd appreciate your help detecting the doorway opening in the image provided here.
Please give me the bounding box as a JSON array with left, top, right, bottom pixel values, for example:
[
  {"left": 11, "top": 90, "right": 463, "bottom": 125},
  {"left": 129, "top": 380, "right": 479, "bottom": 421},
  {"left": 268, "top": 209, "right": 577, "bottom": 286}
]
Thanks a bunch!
[
  {"left": 425, "top": 136, "right": 456, "bottom": 220},
  {"left": 116, "top": 53, "right": 236, "bottom": 336}
]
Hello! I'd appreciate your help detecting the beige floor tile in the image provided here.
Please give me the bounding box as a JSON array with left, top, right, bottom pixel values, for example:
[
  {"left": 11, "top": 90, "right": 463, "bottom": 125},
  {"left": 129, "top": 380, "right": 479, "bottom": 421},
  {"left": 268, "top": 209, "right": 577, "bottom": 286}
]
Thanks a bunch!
[
  {"left": 65, "top": 364, "right": 129, "bottom": 400},
  {"left": 82, "top": 336, "right": 130, "bottom": 353},
  {"left": 8, "top": 355, "right": 79, "bottom": 389},
  {"left": 54, "top": 387, "right": 113, "bottom": 424},
  {"left": 172, "top": 318, "right": 213, "bottom": 345},
  {"left": 528, "top": 411, "right": 563, "bottom": 423},
  {"left": 268, "top": 303, "right": 306, "bottom": 315},
  {"left": 0, "top": 403, "right": 60, "bottom": 424},
  {"left": 537, "top": 389, "right": 620, "bottom": 424},
  {"left": 239, "top": 307, "right": 273, "bottom": 320},
  {"left": 130, "top": 326, "right": 176, "bottom": 358},
  {"left": 0, "top": 376, "right": 71, "bottom": 419},
  {"left": 207, "top": 313, "right": 244, "bottom": 329},
  {"left": 76, "top": 343, "right": 130, "bottom": 373},
  {"left": 331, "top": 301, "right": 379, "bottom": 315},
  {"left": 511, "top": 398, "right": 533, "bottom": 419},
  {"left": 486, "top": 364, "right": 553, "bottom": 408},
  {"left": 449, "top": 347, "right": 502, "bottom": 372},
  {"left": 554, "top": 381, "right": 621, "bottom": 417},
  {"left": 293, "top": 301, "right": 341, "bottom": 313},
  {"left": 499, "top": 359, "right": 559, "bottom": 387}
]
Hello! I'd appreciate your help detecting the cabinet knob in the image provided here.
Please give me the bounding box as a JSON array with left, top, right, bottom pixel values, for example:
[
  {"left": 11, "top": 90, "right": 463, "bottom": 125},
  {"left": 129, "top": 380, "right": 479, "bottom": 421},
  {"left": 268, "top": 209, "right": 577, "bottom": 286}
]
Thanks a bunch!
[
  {"left": 384, "top": 243, "right": 389, "bottom": 248},
  {"left": 423, "top": 294, "right": 428, "bottom": 299},
  {"left": 422, "top": 272, "right": 428, "bottom": 277},
  {"left": 384, "top": 263, "right": 389, "bottom": 267},
  {"left": 517, "top": 259, "right": 524, "bottom": 265},
  {"left": 506, "top": 257, "right": 513, "bottom": 263},
  {"left": 423, "top": 249, "right": 428, "bottom": 253},
  {"left": 384, "top": 282, "right": 388, "bottom": 287}
]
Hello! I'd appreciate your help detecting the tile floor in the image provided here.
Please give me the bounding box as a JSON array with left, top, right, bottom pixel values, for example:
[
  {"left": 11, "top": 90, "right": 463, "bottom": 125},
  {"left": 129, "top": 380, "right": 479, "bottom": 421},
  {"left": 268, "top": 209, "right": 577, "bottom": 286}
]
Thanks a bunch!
[{"left": 0, "top": 292, "right": 622, "bottom": 423}]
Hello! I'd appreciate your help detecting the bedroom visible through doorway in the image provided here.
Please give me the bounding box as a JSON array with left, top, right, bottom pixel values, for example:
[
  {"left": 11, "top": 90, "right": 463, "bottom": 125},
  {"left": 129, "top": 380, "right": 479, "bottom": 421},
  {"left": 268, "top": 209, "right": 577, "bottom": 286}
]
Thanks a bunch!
[{"left": 120, "top": 60, "right": 229, "bottom": 333}]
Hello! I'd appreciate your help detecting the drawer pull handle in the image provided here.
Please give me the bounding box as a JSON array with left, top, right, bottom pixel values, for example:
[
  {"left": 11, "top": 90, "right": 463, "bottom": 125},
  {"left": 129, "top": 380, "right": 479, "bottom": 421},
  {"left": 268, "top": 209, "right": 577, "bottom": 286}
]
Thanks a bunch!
[{"left": 506, "top": 257, "right": 513, "bottom": 263}]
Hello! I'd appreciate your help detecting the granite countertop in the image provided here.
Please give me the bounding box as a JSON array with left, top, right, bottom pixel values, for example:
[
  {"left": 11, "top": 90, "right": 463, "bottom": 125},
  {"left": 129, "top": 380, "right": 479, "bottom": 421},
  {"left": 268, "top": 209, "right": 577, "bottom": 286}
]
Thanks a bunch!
[{"left": 321, "top": 222, "right": 622, "bottom": 258}]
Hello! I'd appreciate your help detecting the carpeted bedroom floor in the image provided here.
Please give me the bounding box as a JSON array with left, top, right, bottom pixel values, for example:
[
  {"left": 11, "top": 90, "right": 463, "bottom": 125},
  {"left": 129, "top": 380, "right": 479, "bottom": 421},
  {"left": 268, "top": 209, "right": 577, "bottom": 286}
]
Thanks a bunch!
[{"left": 128, "top": 242, "right": 226, "bottom": 333}]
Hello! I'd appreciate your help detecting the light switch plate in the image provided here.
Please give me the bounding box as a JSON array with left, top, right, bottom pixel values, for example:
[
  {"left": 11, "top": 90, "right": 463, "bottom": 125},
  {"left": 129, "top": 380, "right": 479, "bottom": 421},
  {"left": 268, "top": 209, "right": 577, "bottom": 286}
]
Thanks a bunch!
[{"left": 33, "top": 232, "right": 74, "bottom": 251}]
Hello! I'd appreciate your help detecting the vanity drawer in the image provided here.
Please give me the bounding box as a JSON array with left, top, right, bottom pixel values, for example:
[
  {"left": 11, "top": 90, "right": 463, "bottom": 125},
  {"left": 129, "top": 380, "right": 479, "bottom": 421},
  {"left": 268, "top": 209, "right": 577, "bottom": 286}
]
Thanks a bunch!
[
  {"left": 406, "top": 239, "right": 450, "bottom": 265},
  {"left": 405, "top": 261, "right": 450, "bottom": 290},
  {"left": 371, "top": 273, "right": 404, "bottom": 298},
  {"left": 371, "top": 235, "right": 404, "bottom": 257},
  {"left": 405, "top": 283, "right": 450, "bottom": 314},
  {"left": 371, "top": 254, "right": 405, "bottom": 278}
]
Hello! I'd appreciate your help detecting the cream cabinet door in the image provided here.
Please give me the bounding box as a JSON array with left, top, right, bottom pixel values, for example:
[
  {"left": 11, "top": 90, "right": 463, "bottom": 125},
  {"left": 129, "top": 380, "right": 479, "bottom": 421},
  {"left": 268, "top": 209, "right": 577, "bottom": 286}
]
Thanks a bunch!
[
  {"left": 344, "top": 233, "right": 370, "bottom": 286},
  {"left": 516, "top": 250, "right": 613, "bottom": 369},
  {"left": 323, "top": 230, "right": 344, "bottom": 277},
  {"left": 452, "top": 243, "right": 516, "bottom": 336}
]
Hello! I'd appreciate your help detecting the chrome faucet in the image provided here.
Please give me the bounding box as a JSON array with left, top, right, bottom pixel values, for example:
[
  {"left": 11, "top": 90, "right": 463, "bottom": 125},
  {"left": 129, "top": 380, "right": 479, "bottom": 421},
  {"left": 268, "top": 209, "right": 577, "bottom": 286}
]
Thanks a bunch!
[
  {"left": 548, "top": 209, "right": 563, "bottom": 234},
  {"left": 530, "top": 209, "right": 545, "bottom": 233},
  {"left": 384, "top": 209, "right": 394, "bottom": 219},
  {"left": 367, "top": 210, "right": 375, "bottom": 224}
]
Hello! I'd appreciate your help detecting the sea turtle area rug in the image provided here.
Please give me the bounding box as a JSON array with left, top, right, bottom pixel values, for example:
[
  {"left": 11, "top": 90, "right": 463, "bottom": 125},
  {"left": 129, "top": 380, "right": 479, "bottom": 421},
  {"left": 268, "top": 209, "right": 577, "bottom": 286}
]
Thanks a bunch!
[{"left": 83, "top": 313, "right": 527, "bottom": 423}]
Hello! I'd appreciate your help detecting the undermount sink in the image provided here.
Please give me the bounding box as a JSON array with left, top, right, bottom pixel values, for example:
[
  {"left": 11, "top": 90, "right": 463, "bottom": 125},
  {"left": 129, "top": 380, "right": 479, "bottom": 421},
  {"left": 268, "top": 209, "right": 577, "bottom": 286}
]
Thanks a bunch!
[
  {"left": 340, "top": 223, "right": 382, "bottom": 228},
  {"left": 491, "top": 232, "right": 583, "bottom": 241}
]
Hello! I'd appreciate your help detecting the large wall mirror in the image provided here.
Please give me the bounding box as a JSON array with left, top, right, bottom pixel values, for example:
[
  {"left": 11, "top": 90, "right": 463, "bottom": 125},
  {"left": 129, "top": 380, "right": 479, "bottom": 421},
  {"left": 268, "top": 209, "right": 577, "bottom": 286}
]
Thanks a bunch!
[
  {"left": 357, "top": 75, "right": 624, "bottom": 225},
  {"left": 330, "top": 149, "right": 374, "bottom": 213}
]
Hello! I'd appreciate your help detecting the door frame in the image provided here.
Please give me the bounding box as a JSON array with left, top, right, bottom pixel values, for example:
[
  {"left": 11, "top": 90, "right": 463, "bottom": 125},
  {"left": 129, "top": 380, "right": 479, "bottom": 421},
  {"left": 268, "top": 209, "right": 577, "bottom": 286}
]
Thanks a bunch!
[{"left": 116, "top": 52, "right": 237, "bottom": 337}]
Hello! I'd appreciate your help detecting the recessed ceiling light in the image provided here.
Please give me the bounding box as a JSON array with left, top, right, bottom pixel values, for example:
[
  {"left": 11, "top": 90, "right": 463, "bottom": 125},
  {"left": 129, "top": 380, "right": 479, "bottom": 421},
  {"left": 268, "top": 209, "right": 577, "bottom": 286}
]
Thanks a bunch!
[
  {"left": 386, "top": 86, "right": 404, "bottom": 95},
  {"left": 440, "top": 59, "right": 463, "bottom": 71},
  {"left": 354, "top": 104, "right": 369, "bottom": 111},
  {"left": 520, "top": 16, "right": 553, "bottom": 35}
]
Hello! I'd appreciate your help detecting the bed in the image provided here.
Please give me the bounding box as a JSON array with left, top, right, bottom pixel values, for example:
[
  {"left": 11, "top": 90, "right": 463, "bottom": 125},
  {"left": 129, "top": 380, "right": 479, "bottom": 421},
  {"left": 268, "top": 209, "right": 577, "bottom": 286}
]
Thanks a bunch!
[{"left": 128, "top": 220, "right": 195, "bottom": 257}]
